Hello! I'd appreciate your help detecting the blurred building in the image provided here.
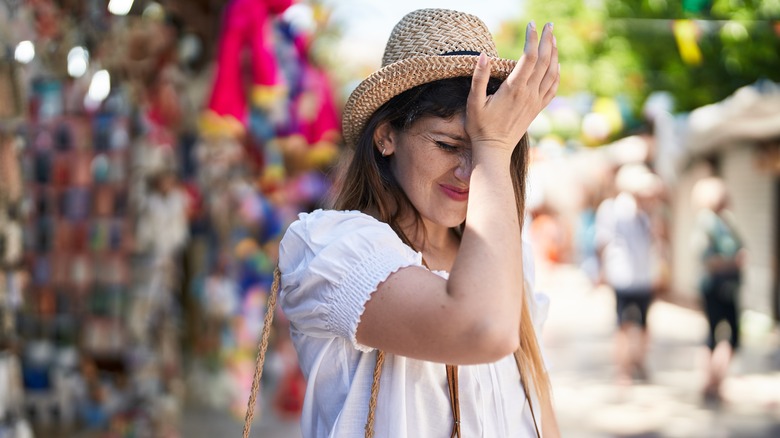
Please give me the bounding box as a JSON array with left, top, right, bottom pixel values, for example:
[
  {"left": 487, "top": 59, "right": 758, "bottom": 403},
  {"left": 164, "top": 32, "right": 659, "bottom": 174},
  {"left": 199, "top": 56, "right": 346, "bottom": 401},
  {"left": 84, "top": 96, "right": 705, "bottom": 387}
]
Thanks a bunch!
[{"left": 664, "top": 80, "right": 780, "bottom": 322}]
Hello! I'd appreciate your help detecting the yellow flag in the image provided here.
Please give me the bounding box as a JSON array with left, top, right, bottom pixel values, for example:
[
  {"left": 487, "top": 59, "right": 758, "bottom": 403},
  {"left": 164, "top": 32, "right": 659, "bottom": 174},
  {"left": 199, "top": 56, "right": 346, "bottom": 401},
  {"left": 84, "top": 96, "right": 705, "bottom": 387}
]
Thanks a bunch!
[{"left": 673, "top": 20, "right": 703, "bottom": 65}]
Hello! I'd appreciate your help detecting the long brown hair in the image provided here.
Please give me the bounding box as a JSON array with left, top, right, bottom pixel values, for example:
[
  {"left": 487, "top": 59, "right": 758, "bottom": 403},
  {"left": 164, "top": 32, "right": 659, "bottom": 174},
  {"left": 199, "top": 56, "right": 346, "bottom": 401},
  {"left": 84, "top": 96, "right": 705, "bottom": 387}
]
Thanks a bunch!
[{"left": 332, "top": 77, "right": 551, "bottom": 405}]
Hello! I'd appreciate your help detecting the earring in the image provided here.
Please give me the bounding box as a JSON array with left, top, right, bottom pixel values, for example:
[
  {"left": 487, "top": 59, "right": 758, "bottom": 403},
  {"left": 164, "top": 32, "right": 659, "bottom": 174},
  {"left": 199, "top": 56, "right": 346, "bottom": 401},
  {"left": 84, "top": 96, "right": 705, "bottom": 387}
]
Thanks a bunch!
[{"left": 381, "top": 147, "right": 387, "bottom": 156}]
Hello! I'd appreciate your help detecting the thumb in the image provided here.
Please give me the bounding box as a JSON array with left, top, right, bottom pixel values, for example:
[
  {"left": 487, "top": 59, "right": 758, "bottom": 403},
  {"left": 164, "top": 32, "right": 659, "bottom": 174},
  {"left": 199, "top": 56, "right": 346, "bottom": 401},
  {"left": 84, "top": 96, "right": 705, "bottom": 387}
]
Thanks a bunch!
[{"left": 468, "top": 53, "right": 491, "bottom": 109}]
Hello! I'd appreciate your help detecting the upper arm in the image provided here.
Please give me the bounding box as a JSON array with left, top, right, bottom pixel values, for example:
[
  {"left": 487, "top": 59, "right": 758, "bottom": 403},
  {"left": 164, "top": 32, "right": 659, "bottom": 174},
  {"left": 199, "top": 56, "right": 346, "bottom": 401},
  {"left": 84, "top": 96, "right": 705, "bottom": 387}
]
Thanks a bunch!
[
  {"left": 691, "top": 212, "right": 715, "bottom": 262},
  {"left": 279, "top": 210, "right": 526, "bottom": 366},
  {"left": 356, "top": 265, "right": 519, "bottom": 365},
  {"left": 357, "top": 239, "right": 538, "bottom": 365},
  {"left": 594, "top": 200, "right": 614, "bottom": 254},
  {"left": 279, "top": 211, "right": 422, "bottom": 352}
]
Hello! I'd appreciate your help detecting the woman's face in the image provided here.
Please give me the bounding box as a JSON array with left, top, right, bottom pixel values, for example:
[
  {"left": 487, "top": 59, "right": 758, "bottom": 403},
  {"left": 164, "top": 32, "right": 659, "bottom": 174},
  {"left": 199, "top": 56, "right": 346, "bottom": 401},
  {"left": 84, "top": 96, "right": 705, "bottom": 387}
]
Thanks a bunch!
[{"left": 389, "top": 114, "right": 473, "bottom": 229}]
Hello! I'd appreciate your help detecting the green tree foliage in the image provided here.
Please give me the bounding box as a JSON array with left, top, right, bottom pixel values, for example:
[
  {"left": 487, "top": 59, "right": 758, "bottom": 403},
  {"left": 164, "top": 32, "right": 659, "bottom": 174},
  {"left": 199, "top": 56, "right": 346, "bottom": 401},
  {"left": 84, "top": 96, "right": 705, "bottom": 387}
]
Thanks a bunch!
[{"left": 498, "top": 0, "right": 780, "bottom": 115}]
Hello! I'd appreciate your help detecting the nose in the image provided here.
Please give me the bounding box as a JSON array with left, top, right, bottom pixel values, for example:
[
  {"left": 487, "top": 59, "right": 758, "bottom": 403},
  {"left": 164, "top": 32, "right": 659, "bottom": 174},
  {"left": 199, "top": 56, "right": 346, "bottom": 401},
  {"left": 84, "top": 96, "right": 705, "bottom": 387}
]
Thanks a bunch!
[{"left": 454, "top": 149, "right": 472, "bottom": 181}]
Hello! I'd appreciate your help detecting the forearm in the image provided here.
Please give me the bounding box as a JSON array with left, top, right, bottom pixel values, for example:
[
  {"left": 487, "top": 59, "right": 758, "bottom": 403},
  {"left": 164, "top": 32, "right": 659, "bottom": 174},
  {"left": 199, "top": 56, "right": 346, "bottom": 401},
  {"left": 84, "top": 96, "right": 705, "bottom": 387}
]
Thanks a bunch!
[
  {"left": 448, "top": 148, "right": 523, "bottom": 331},
  {"left": 443, "top": 18, "right": 557, "bottom": 326}
]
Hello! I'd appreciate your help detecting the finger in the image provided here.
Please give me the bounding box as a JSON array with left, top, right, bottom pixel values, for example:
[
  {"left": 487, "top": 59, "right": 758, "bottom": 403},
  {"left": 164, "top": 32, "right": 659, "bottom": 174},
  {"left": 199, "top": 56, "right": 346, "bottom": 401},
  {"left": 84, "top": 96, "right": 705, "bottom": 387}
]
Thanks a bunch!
[
  {"left": 538, "top": 38, "right": 559, "bottom": 95},
  {"left": 528, "top": 22, "right": 554, "bottom": 86},
  {"left": 542, "top": 63, "right": 560, "bottom": 106},
  {"left": 505, "top": 21, "right": 538, "bottom": 87},
  {"left": 468, "top": 52, "right": 491, "bottom": 109}
]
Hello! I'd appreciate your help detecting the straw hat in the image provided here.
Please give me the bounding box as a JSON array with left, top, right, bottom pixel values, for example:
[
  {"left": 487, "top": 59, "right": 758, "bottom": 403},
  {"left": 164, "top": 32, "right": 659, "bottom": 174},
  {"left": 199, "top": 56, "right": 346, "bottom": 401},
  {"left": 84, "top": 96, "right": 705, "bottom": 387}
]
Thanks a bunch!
[{"left": 341, "top": 8, "right": 517, "bottom": 148}]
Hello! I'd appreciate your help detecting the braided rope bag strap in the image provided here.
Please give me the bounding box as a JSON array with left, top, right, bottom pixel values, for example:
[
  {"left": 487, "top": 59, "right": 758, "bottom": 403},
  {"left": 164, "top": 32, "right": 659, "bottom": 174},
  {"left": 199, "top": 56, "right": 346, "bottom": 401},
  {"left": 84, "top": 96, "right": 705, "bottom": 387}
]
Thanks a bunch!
[
  {"left": 365, "top": 351, "right": 461, "bottom": 438},
  {"left": 446, "top": 365, "right": 461, "bottom": 438},
  {"left": 364, "top": 350, "right": 386, "bottom": 438},
  {"left": 364, "top": 352, "right": 541, "bottom": 438},
  {"left": 242, "top": 267, "right": 282, "bottom": 438}
]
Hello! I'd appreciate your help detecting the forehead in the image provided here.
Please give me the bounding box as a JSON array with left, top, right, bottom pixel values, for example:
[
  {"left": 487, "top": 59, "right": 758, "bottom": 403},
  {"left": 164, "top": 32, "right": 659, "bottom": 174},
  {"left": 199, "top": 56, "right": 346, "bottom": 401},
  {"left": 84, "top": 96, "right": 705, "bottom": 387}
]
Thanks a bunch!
[{"left": 405, "top": 114, "right": 468, "bottom": 140}]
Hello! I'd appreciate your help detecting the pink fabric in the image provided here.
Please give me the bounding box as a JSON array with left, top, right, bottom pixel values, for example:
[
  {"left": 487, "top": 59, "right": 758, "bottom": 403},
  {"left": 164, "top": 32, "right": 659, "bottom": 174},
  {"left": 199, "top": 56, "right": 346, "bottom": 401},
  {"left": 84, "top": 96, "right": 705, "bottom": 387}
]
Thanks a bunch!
[
  {"left": 288, "top": 32, "right": 340, "bottom": 145},
  {"left": 207, "top": 0, "right": 293, "bottom": 124},
  {"left": 300, "top": 65, "right": 340, "bottom": 145}
]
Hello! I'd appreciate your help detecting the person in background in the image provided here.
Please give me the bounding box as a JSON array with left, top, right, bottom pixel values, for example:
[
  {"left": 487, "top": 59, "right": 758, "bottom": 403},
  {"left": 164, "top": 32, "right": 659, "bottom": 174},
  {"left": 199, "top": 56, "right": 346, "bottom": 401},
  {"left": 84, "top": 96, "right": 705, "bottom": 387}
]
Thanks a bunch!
[
  {"left": 575, "top": 183, "right": 603, "bottom": 285},
  {"left": 691, "top": 176, "right": 745, "bottom": 403},
  {"left": 272, "top": 8, "right": 560, "bottom": 437},
  {"left": 595, "top": 163, "right": 662, "bottom": 385}
]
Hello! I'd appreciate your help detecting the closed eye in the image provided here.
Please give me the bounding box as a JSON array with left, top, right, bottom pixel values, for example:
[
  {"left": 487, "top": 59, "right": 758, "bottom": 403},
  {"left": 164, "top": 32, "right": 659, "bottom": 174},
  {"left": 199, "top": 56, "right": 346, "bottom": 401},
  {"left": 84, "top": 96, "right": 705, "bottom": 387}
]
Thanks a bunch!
[{"left": 435, "top": 141, "right": 458, "bottom": 152}]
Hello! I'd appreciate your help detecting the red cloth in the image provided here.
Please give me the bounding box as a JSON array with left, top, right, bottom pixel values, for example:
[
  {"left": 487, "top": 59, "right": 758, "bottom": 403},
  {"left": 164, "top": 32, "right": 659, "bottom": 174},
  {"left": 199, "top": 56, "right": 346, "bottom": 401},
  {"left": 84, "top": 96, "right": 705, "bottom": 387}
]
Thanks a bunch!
[
  {"left": 273, "top": 366, "right": 306, "bottom": 418},
  {"left": 206, "top": 0, "right": 293, "bottom": 125},
  {"left": 295, "top": 64, "right": 340, "bottom": 146}
]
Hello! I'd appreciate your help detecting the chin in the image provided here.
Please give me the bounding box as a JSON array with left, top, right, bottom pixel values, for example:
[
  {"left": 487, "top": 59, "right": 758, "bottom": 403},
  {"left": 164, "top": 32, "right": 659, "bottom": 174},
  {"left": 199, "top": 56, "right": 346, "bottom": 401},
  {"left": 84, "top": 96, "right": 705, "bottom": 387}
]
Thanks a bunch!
[{"left": 438, "top": 211, "right": 467, "bottom": 229}]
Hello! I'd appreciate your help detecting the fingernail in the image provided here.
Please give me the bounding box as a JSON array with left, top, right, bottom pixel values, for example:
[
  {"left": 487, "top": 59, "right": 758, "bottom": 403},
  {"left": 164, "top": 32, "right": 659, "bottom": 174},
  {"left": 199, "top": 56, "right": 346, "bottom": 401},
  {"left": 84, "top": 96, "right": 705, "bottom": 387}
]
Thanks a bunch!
[
  {"left": 478, "top": 52, "right": 488, "bottom": 67},
  {"left": 548, "top": 22, "right": 554, "bottom": 30},
  {"left": 553, "top": 36, "right": 557, "bottom": 48},
  {"left": 529, "top": 21, "right": 536, "bottom": 31}
]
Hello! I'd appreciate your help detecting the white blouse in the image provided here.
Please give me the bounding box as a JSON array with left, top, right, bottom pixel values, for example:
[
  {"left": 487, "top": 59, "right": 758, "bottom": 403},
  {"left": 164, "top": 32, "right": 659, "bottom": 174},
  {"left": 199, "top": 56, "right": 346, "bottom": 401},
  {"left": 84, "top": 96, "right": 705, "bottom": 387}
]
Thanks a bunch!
[{"left": 279, "top": 209, "right": 549, "bottom": 438}]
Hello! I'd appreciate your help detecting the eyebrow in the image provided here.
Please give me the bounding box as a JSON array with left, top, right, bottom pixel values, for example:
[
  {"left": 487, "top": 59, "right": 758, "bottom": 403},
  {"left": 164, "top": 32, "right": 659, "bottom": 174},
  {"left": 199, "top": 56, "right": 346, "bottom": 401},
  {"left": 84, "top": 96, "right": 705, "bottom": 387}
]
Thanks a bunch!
[{"left": 430, "top": 130, "right": 468, "bottom": 143}]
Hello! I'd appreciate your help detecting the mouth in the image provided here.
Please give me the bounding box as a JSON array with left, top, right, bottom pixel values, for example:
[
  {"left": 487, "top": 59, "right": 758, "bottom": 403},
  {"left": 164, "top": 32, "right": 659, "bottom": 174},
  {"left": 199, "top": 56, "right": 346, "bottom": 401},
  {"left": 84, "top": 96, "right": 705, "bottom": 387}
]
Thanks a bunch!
[{"left": 440, "top": 184, "right": 469, "bottom": 202}]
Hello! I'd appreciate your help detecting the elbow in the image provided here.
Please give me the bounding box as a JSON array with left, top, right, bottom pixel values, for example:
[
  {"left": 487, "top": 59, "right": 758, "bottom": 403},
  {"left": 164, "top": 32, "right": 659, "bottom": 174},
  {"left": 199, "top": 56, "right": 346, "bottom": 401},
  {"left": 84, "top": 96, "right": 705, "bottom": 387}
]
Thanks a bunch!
[{"left": 465, "top": 317, "right": 521, "bottom": 363}]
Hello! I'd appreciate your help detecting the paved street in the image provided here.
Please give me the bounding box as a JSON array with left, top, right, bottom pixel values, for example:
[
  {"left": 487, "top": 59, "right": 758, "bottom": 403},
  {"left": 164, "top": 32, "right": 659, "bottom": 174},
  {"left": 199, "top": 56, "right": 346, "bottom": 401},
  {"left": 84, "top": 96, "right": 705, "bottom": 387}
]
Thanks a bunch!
[
  {"left": 181, "top": 263, "right": 780, "bottom": 437},
  {"left": 540, "top": 263, "right": 780, "bottom": 438},
  {"left": 180, "top": 403, "right": 300, "bottom": 438}
]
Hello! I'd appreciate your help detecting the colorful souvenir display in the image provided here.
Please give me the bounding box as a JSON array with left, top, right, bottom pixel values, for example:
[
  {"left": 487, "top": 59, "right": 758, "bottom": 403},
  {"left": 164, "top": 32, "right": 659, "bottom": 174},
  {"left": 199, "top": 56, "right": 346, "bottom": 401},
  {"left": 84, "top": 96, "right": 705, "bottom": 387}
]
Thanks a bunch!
[{"left": 5, "top": 0, "right": 344, "bottom": 434}]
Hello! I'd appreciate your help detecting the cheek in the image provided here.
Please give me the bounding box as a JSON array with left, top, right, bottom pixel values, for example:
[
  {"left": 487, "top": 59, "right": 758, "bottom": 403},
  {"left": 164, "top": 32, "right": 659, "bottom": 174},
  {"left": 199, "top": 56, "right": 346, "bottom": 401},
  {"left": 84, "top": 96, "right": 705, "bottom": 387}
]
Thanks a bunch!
[
  {"left": 390, "top": 158, "right": 421, "bottom": 200},
  {"left": 408, "top": 155, "right": 443, "bottom": 190},
  {"left": 393, "top": 159, "right": 425, "bottom": 196},
  {"left": 392, "top": 145, "right": 454, "bottom": 197}
]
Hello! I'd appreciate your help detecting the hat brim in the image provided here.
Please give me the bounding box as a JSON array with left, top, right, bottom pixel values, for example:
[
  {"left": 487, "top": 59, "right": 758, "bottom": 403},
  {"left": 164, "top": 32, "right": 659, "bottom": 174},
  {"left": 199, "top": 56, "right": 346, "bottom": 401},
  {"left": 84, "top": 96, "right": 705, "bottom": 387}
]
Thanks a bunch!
[{"left": 342, "top": 55, "right": 517, "bottom": 148}]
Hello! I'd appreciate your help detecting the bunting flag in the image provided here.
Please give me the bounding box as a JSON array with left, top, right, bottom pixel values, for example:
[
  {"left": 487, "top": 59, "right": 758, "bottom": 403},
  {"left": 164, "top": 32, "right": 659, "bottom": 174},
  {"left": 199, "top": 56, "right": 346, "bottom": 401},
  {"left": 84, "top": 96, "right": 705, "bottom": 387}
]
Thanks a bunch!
[
  {"left": 682, "top": 0, "right": 711, "bottom": 14},
  {"left": 672, "top": 19, "right": 703, "bottom": 65}
]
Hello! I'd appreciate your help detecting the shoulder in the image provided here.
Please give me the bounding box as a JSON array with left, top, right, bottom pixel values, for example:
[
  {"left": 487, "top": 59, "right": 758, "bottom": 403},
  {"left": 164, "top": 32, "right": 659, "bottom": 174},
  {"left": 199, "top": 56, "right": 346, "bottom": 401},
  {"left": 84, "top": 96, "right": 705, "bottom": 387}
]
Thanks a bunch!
[
  {"left": 694, "top": 209, "right": 718, "bottom": 230},
  {"left": 279, "top": 209, "right": 418, "bottom": 272},
  {"left": 288, "top": 208, "right": 386, "bottom": 230},
  {"left": 281, "top": 209, "right": 396, "bottom": 249},
  {"left": 277, "top": 209, "right": 422, "bottom": 347},
  {"left": 594, "top": 198, "right": 617, "bottom": 228},
  {"left": 595, "top": 198, "right": 615, "bottom": 218}
]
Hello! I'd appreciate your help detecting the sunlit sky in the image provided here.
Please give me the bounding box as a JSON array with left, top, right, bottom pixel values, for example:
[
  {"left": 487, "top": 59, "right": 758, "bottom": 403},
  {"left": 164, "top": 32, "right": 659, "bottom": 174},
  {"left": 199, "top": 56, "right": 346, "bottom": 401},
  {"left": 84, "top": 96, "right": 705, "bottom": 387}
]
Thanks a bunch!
[{"left": 321, "top": 0, "right": 527, "bottom": 68}]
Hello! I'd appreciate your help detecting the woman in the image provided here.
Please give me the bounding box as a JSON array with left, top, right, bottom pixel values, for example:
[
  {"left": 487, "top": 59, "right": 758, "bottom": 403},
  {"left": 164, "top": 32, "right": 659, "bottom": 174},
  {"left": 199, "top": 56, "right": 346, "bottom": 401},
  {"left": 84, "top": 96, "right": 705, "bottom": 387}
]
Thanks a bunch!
[
  {"left": 691, "top": 176, "right": 745, "bottom": 402},
  {"left": 245, "top": 8, "right": 560, "bottom": 437}
]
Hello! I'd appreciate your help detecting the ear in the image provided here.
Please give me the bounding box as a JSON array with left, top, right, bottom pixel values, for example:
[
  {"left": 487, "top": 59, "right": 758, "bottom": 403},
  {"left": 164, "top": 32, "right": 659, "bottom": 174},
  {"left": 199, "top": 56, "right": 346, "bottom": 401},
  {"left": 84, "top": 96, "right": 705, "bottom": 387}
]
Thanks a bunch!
[{"left": 373, "top": 122, "right": 395, "bottom": 156}]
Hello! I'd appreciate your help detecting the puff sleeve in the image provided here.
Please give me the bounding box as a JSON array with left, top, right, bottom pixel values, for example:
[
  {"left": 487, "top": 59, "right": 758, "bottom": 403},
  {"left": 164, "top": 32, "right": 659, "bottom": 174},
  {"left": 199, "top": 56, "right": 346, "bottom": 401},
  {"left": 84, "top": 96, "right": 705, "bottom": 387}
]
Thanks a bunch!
[{"left": 278, "top": 209, "right": 422, "bottom": 352}]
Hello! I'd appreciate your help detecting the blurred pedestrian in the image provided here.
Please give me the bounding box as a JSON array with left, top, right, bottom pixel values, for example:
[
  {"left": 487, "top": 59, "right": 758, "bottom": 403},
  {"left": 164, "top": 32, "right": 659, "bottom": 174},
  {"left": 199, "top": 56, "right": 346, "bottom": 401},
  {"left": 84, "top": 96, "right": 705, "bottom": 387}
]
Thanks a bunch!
[
  {"left": 530, "top": 201, "right": 570, "bottom": 266},
  {"left": 136, "top": 169, "right": 190, "bottom": 259},
  {"left": 245, "top": 8, "right": 561, "bottom": 438},
  {"left": 691, "top": 176, "right": 745, "bottom": 402},
  {"left": 575, "top": 184, "right": 603, "bottom": 285},
  {"left": 596, "top": 163, "right": 662, "bottom": 384}
]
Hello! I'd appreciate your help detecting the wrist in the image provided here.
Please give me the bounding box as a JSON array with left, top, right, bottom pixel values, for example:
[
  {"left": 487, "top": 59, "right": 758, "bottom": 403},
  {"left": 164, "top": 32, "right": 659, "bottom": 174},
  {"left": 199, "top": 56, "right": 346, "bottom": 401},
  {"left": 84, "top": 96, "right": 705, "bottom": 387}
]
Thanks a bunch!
[{"left": 472, "top": 145, "right": 514, "bottom": 171}]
